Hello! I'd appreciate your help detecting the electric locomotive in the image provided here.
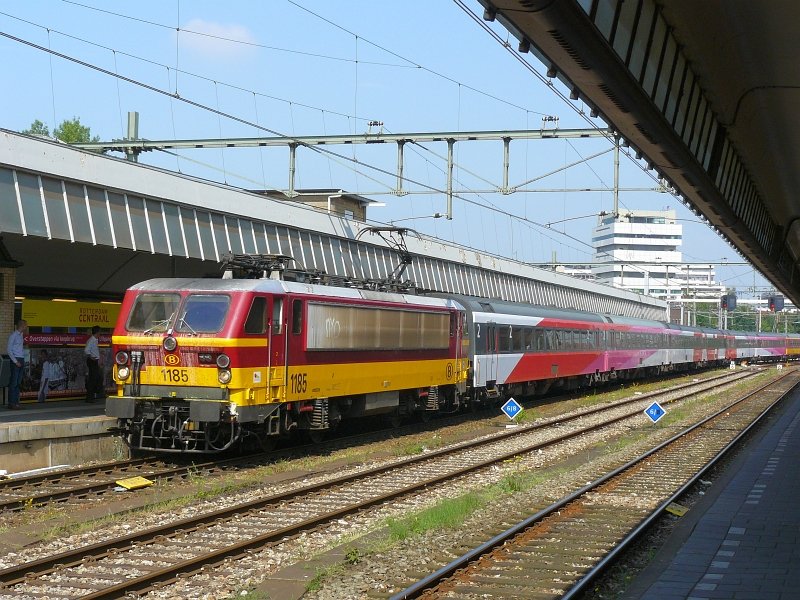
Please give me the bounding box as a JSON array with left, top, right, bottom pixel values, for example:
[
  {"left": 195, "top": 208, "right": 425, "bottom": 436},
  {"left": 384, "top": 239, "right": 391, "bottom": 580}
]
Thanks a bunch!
[{"left": 108, "top": 272, "right": 468, "bottom": 453}]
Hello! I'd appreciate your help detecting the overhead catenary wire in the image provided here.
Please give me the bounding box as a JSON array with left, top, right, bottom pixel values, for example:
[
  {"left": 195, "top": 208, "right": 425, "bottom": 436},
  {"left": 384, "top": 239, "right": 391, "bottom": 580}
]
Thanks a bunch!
[{"left": 2, "top": 6, "right": 689, "bottom": 278}]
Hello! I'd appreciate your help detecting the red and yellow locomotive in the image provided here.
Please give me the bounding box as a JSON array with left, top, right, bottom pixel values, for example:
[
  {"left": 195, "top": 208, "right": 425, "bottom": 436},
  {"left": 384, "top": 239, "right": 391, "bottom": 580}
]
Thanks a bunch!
[{"left": 108, "top": 269, "right": 469, "bottom": 453}]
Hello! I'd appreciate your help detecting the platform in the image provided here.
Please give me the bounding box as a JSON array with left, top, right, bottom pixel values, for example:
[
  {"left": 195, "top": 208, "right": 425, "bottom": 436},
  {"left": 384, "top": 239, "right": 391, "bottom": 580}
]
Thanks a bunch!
[
  {"left": 623, "top": 384, "right": 800, "bottom": 599},
  {"left": 0, "top": 399, "right": 122, "bottom": 474}
]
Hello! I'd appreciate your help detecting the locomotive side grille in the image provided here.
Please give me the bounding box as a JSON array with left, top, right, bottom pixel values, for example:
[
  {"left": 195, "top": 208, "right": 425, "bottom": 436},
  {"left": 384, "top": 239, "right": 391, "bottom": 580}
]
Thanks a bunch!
[
  {"left": 310, "top": 399, "right": 329, "bottom": 429},
  {"left": 426, "top": 386, "right": 440, "bottom": 411}
]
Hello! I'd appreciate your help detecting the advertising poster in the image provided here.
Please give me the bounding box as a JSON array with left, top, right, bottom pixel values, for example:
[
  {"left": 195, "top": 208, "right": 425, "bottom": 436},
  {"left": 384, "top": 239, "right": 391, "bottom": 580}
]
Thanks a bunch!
[{"left": 18, "top": 300, "right": 120, "bottom": 401}]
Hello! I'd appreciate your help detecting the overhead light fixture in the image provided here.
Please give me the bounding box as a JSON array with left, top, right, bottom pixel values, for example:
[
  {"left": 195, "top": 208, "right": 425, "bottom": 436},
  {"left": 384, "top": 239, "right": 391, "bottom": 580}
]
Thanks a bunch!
[
  {"left": 546, "top": 65, "right": 557, "bottom": 78},
  {"left": 52, "top": 298, "right": 78, "bottom": 302},
  {"left": 569, "top": 88, "right": 579, "bottom": 100},
  {"left": 590, "top": 107, "right": 598, "bottom": 118},
  {"left": 635, "top": 150, "right": 643, "bottom": 159},
  {"left": 483, "top": 6, "right": 496, "bottom": 21},
  {"left": 518, "top": 38, "right": 530, "bottom": 53}
]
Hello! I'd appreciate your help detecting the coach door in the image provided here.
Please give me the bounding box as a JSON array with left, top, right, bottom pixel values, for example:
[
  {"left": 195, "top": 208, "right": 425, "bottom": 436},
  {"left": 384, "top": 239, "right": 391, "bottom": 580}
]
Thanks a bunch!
[{"left": 485, "top": 321, "right": 499, "bottom": 385}]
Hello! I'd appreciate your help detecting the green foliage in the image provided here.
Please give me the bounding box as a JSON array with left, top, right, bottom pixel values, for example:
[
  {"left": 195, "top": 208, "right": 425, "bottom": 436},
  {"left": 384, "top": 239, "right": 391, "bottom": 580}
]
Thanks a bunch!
[
  {"left": 514, "top": 407, "right": 539, "bottom": 423},
  {"left": 54, "top": 117, "right": 100, "bottom": 144},
  {"left": 692, "top": 301, "right": 800, "bottom": 334},
  {"left": 345, "top": 547, "right": 362, "bottom": 564},
  {"left": 21, "top": 117, "right": 101, "bottom": 147},
  {"left": 387, "top": 493, "right": 482, "bottom": 540},
  {"left": 22, "top": 119, "right": 50, "bottom": 136}
]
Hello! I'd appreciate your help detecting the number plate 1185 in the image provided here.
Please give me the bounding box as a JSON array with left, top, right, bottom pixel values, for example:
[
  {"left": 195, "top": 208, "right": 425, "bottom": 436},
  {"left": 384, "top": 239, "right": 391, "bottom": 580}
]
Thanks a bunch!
[{"left": 161, "top": 368, "right": 189, "bottom": 383}]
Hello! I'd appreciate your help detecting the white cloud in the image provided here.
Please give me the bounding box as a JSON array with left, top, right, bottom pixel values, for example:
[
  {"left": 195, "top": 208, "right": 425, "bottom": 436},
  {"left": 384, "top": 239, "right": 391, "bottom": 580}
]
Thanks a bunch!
[{"left": 180, "top": 19, "right": 258, "bottom": 59}]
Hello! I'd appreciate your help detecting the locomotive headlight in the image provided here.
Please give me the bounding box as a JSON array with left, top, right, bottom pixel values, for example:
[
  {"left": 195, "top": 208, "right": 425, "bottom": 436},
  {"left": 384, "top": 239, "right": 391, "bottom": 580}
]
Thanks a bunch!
[
  {"left": 163, "top": 336, "right": 178, "bottom": 352},
  {"left": 218, "top": 369, "right": 232, "bottom": 384},
  {"left": 115, "top": 351, "right": 129, "bottom": 365},
  {"left": 216, "top": 353, "right": 231, "bottom": 369},
  {"left": 117, "top": 366, "right": 131, "bottom": 380}
]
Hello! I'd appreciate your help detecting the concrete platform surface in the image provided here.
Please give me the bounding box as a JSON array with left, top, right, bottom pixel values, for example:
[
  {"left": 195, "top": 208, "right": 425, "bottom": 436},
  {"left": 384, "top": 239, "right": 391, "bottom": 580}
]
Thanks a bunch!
[
  {"left": 1, "top": 399, "right": 122, "bottom": 473},
  {"left": 623, "top": 385, "right": 800, "bottom": 600}
]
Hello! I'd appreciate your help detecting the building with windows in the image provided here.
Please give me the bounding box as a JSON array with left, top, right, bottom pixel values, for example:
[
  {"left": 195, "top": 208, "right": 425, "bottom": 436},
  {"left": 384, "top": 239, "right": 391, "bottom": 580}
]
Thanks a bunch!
[{"left": 591, "top": 209, "right": 726, "bottom": 301}]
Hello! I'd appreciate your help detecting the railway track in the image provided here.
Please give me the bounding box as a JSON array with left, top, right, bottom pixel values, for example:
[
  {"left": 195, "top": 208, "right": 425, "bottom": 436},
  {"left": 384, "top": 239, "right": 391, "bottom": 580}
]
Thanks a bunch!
[
  {"left": 390, "top": 369, "right": 800, "bottom": 599},
  {"left": 0, "top": 370, "right": 742, "bottom": 515},
  {"left": 0, "top": 455, "right": 265, "bottom": 512},
  {"left": 0, "top": 369, "right": 759, "bottom": 598}
]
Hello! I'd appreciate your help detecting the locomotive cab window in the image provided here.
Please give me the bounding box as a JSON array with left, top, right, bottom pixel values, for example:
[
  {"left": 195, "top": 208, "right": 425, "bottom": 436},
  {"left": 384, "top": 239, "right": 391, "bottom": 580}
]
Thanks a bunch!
[
  {"left": 178, "top": 294, "right": 229, "bottom": 333},
  {"left": 244, "top": 296, "right": 267, "bottom": 334},
  {"left": 127, "top": 293, "right": 180, "bottom": 332}
]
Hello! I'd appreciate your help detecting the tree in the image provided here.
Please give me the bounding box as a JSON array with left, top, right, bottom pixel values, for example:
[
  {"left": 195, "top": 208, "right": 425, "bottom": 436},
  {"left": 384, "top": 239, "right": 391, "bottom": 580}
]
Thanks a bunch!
[
  {"left": 53, "top": 117, "right": 100, "bottom": 144},
  {"left": 22, "top": 119, "right": 50, "bottom": 136},
  {"left": 21, "top": 117, "right": 104, "bottom": 153},
  {"left": 21, "top": 117, "right": 100, "bottom": 144}
]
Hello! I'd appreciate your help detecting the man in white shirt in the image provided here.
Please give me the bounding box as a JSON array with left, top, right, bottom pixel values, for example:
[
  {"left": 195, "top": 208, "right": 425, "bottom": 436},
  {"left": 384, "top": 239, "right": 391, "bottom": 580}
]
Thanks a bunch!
[
  {"left": 6, "top": 319, "right": 28, "bottom": 409},
  {"left": 84, "top": 325, "right": 101, "bottom": 403}
]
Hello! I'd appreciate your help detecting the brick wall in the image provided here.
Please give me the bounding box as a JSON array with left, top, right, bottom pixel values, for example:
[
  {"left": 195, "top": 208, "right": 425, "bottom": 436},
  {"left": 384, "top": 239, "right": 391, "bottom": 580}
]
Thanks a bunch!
[{"left": 0, "top": 267, "right": 16, "bottom": 351}]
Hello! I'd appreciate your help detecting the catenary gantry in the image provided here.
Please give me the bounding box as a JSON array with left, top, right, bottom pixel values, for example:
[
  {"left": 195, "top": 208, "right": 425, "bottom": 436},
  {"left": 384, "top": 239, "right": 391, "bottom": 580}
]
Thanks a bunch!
[{"left": 0, "top": 129, "right": 664, "bottom": 319}]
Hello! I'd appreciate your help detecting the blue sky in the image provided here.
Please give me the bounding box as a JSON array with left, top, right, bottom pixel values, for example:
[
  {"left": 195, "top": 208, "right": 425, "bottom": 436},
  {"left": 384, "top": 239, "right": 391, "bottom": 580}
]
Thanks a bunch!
[{"left": 0, "top": 0, "right": 772, "bottom": 296}]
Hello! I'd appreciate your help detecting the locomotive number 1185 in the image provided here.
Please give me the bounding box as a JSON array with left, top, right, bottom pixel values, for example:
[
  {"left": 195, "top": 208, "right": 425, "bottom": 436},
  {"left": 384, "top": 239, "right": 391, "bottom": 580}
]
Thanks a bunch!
[
  {"left": 162, "top": 368, "right": 189, "bottom": 383},
  {"left": 290, "top": 372, "right": 308, "bottom": 394}
]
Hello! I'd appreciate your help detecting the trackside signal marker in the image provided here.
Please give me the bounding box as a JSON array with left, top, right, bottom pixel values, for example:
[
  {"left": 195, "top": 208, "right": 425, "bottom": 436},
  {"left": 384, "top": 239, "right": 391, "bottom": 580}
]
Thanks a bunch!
[
  {"left": 501, "top": 397, "right": 523, "bottom": 420},
  {"left": 644, "top": 401, "right": 666, "bottom": 423}
]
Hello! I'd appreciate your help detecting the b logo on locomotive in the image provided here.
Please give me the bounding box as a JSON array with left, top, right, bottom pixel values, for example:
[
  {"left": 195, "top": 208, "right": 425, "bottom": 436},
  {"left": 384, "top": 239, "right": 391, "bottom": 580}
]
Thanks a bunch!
[{"left": 164, "top": 353, "right": 181, "bottom": 366}]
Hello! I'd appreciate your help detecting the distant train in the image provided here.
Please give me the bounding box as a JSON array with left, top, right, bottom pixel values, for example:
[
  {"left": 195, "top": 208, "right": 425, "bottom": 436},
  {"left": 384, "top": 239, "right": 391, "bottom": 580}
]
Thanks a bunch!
[{"left": 106, "top": 256, "right": 800, "bottom": 453}]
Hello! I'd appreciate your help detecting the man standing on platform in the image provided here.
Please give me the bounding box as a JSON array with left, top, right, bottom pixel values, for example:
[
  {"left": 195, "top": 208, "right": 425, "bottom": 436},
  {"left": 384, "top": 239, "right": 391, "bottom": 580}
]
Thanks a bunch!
[
  {"left": 6, "top": 319, "right": 27, "bottom": 409},
  {"left": 84, "top": 325, "right": 101, "bottom": 403}
]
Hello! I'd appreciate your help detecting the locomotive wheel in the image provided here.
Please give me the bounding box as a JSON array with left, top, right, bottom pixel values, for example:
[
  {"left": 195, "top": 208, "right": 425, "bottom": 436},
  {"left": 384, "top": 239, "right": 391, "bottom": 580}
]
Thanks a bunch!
[
  {"left": 307, "top": 429, "right": 327, "bottom": 444},
  {"left": 384, "top": 409, "right": 402, "bottom": 429},
  {"left": 259, "top": 436, "right": 279, "bottom": 452}
]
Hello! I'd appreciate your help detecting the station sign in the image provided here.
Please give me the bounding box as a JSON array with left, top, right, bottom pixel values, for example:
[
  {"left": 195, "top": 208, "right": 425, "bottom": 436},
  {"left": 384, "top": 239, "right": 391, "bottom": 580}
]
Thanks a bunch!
[{"left": 22, "top": 299, "right": 121, "bottom": 328}]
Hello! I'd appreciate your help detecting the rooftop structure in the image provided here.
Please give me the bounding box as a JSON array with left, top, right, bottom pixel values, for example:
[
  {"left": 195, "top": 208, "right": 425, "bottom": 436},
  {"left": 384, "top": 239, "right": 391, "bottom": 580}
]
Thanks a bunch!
[{"left": 592, "top": 209, "right": 726, "bottom": 301}]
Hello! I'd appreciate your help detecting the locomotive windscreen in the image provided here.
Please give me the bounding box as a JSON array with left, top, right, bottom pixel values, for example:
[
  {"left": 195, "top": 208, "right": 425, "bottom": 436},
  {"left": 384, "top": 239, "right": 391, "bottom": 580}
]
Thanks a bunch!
[
  {"left": 127, "top": 293, "right": 180, "bottom": 332},
  {"left": 306, "top": 303, "right": 450, "bottom": 351}
]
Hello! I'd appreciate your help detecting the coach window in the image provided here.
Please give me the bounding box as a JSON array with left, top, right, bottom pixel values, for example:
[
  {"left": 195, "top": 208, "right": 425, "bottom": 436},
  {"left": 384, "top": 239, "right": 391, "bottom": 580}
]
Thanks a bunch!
[
  {"left": 553, "top": 331, "right": 562, "bottom": 351},
  {"left": 499, "top": 326, "right": 512, "bottom": 352},
  {"left": 512, "top": 327, "right": 524, "bottom": 351},
  {"left": 244, "top": 296, "right": 267, "bottom": 334},
  {"left": 291, "top": 299, "right": 303, "bottom": 335},
  {"left": 524, "top": 328, "right": 534, "bottom": 350}
]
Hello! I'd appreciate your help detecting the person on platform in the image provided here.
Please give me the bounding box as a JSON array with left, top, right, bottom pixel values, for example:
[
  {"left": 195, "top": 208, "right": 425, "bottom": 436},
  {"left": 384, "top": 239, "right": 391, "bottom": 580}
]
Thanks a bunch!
[
  {"left": 38, "top": 350, "right": 56, "bottom": 403},
  {"left": 6, "top": 319, "right": 28, "bottom": 409},
  {"left": 84, "top": 325, "right": 102, "bottom": 403}
]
